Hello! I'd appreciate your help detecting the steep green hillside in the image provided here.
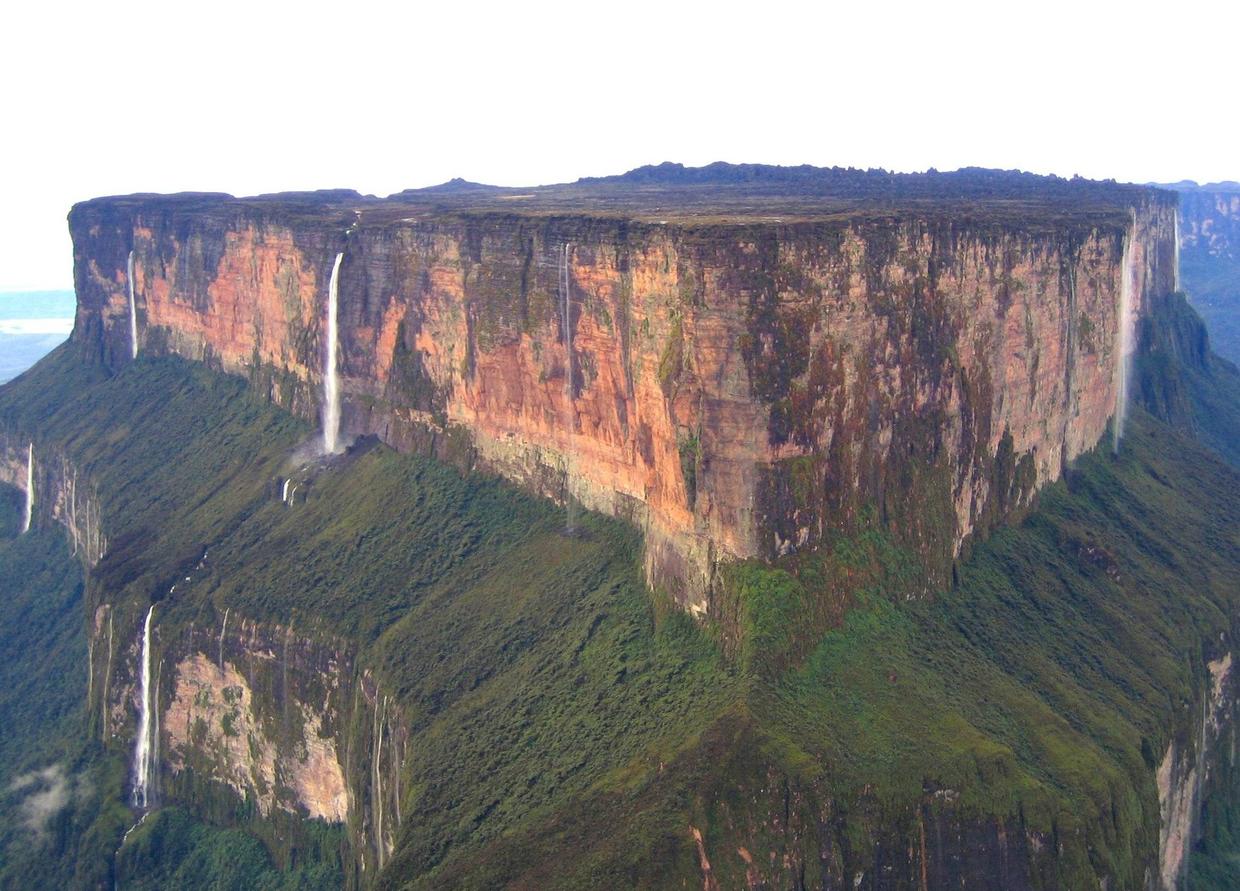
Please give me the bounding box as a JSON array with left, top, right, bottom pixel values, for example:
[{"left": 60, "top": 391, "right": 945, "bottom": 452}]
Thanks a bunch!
[
  {"left": 0, "top": 490, "right": 99, "bottom": 889},
  {"left": 0, "top": 488, "right": 84, "bottom": 770},
  {"left": 0, "top": 305, "right": 1239, "bottom": 888},
  {"left": 0, "top": 469, "right": 340, "bottom": 888},
  {"left": 1176, "top": 186, "right": 1240, "bottom": 366},
  {"left": 408, "top": 409, "right": 1240, "bottom": 890},
  {"left": 1182, "top": 255, "right": 1240, "bottom": 366},
  {"left": 1137, "top": 291, "right": 1240, "bottom": 467},
  {"left": 0, "top": 346, "right": 738, "bottom": 888}
]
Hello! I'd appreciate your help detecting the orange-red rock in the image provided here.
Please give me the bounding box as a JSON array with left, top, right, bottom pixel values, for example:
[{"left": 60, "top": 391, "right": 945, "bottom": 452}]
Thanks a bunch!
[{"left": 68, "top": 184, "right": 1178, "bottom": 611}]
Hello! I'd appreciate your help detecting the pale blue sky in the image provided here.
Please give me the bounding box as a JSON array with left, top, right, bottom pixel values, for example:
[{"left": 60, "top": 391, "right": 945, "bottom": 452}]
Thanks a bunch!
[{"left": 2, "top": 0, "right": 1236, "bottom": 290}]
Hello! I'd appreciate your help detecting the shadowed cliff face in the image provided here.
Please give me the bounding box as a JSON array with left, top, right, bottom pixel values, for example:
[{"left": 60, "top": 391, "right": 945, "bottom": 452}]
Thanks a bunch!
[
  {"left": 67, "top": 185, "right": 1178, "bottom": 613},
  {"left": 0, "top": 433, "right": 106, "bottom": 564},
  {"left": 1176, "top": 187, "right": 1240, "bottom": 364}
]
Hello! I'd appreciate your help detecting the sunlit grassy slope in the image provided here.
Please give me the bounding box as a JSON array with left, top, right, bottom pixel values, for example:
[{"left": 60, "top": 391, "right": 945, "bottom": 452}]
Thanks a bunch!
[{"left": 0, "top": 321, "right": 1238, "bottom": 888}]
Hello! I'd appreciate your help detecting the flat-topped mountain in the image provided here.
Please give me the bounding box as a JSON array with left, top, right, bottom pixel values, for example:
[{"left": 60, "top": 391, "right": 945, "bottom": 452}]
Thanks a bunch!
[
  {"left": 78, "top": 163, "right": 1160, "bottom": 227},
  {"left": 5, "top": 163, "right": 1240, "bottom": 890},
  {"left": 67, "top": 164, "right": 1176, "bottom": 613}
]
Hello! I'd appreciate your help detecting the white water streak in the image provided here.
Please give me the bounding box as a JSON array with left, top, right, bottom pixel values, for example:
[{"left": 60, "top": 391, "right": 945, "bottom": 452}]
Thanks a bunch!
[
  {"left": 218, "top": 608, "right": 229, "bottom": 671},
  {"left": 1113, "top": 221, "right": 1138, "bottom": 451},
  {"left": 21, "top": 442, "right": 33, "bottom": 534},
  {"left": 323, "top": 252, "right": 345, "bottom": 454},
  {"left": 281, "top": 479, "right": 291, "bottom": 503},
  {"left": 132, "top": 606, "right": 155, "bottom": 809},
  {"left": 127, "top": 250, "right": 138, "bottom": 360},
  {"left": 374, "top": 695, "right": 386, "bottom": 867},
  {"left": 1174, "top": 210, "right": 1181, "bottom": 293}
]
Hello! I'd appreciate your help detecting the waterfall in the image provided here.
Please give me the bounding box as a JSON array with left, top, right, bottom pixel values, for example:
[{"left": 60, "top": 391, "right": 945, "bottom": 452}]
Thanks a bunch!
[
  {"left": 561, "top": 243, "right": 577, "bottom": 535},
  {"left": 1113, "top": 223, "right": 1138, "bottom": 451},
  {"left": 281, "top": 479, "right": 291, "bottom": 503},
  {"left": 373, "top": 695, "right": 387, "bottom": 868},
  {"left": 322, "top": 252, "right": 345, "bottom": 454},
  {"left": 131, "top": 605, "right": 155, "bottom": 809},
  {"left": 20, "top": 442, "right": 33, "bottom": 534},
  {"left": 1173, "top": 210, "right": 1182, "bottom": 293},
  {"left": 218, "top": 608, "right": 229, "bottom": 670},
  {"left": 127, "top": 250, "right": 138, "bottom": 360}
]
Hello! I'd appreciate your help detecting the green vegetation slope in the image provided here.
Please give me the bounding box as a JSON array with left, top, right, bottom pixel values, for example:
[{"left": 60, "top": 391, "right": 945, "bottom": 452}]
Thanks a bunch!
[{"left": 0, "top": 289, "right": 1237, "bottom": 888}]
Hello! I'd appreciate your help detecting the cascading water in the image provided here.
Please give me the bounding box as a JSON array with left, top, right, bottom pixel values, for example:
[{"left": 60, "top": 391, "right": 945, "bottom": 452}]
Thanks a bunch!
[
  {"left": 561, "top": 243, "right": 577, "bottom": 535},
  {"left": 322, "top": 252, "right": 345, "bottom": 454},
  {"left": 131, "top": 605, "right": 156, "bottom": 809},
  {"left": 281, "top": 479, "right": 291, "bottom": 503},
  {"left": 21, "top": 442, "right": 33, "bottom": 534},
  {"left": 1113, "top": 221, "right": 1138, "bottom": 451},
  {"left": 127, "top": 250, "right": 139, "bottom": 360},
  {"left": 218, "top": 608, "right": 229, "bottom": 670},
  {"left": 1173, "top": 210, "right": 1181, "bottom": 293}
]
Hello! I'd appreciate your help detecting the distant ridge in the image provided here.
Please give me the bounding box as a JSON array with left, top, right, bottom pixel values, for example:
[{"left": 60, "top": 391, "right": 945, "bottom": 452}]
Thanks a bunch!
[
  {"left": 574, "top": 161, "right": 1154, "bottom": 203},
  {"left": 73, "top": 162, "right": 1176, "bottom": 230},
  {"left": 1155, "top": 180, "right": 1240, "bottom": 193},
  {"left": 412, "top": 177, "right": 504, "bottom": 194}
]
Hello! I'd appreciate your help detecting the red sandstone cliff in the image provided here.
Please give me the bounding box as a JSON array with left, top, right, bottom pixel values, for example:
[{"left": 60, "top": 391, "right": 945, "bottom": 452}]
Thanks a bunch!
[{"left": 67, "top": 173, "right": 1178, "bottom": 612}]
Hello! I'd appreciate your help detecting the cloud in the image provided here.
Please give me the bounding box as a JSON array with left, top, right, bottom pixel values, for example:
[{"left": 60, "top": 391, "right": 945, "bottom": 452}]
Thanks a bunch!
[
  {"left": 0, "top": 318, "right": 74, "bottom": 336},
  {"left": 8, "top": 764, "right": 71, "bottom": 841}
]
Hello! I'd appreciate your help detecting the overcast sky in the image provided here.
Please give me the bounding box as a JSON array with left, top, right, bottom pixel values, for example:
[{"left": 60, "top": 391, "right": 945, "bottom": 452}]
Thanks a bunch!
[{"left": 2, "top": 0, "right": 1236, "bottom": 290}]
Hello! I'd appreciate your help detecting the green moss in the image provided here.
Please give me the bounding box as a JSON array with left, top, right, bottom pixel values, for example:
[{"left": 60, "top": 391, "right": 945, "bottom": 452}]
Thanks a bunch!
[
  {"left": 3, "top": 305, "right": 1239, "bottom": 889},
  {"left": 656, "top": 314, "right": 683, "bottom": 395},
  {"left": 677, "top": 433, "right": 699, "bottom": 510},
  {"left": 115, "top": 806, "right": 343, "bottom": 890},
  {"left": 388, "top": 333, "right": 446, "bottom": 418},
  {"left": 0, "top": 348, "right": 739, "bottom": 887},
  {"left": 1078, "top": 311, "right": 1096, "bottom": 349}
]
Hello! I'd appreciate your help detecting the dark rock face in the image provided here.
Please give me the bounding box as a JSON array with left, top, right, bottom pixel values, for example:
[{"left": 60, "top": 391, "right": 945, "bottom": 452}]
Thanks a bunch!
[
  {"left": 66, "top": 173, "right": 1179, "bottom": 613},
  {"left": 0, "top": 433, "right": 105, "bottom": 563},
  {"left": 1174, "top": 186, "right": 1240, "bottom": 364}
]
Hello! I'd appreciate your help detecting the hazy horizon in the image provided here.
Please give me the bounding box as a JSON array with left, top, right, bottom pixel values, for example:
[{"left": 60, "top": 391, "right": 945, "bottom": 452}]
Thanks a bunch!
[{"left": 0, "top": 290, "right": 74, "bottom": 383}]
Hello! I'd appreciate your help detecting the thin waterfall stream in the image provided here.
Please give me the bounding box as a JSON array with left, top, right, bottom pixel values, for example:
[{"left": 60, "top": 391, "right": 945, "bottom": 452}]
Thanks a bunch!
[
  {"left": 131, "top": 605, "right": 156, "bottom": 809},
  {"left": 127, "top": 250, "right": 138, "bottom": 360},
  {"left": 1174, "top": 210, "right": 1181, "bottom": 293},
  {"left": 1113, "top": 218, "right": 1138, "bottom": 451},
  {"left": 21, "top": 442, "right": 33, "bottom": 534},
  {"left": 322, "top": 252, "right": 345, "bottom": 454}
]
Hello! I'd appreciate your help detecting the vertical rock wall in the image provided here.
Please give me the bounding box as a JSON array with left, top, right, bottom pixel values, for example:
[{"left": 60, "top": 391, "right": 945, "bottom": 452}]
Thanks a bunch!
[
  {"left": 0, "top": 432, "right": 106, "bottom": 564},
  {"left": 89, "top": 602, "right": 400, "bottom": 886},
  {"left": 1157, "top": 652, "right": 1236, "bottom": 890},
  {"left": 67, "top": 193, "right": 1177, "bottom": 611}
]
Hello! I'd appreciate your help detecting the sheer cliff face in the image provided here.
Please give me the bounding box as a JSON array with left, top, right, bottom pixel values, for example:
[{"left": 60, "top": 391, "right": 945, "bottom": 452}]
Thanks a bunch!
[
  {"left": 0, "top": 434, "right": 106, "bottom": 564},
  {"left": 68, "top": 195, "right": 1177, "bottom": 611},
  {"left": 91, "top": 602, "right": 402, "bottom": 876},
  {"left": 1156, "top": 651, "right": 1237, "bottom": 890},
  {"left": 1176, "top": 188, "right": 1240, "bottom": 364},
  {"left": 1179, "top": 190, "right": 1240, "bottom": 262}
]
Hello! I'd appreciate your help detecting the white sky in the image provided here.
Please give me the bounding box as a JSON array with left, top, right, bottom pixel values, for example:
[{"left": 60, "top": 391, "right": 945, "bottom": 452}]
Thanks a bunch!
[{"left": 2, "top": 0, "right": 1237, "bottom": 290}]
